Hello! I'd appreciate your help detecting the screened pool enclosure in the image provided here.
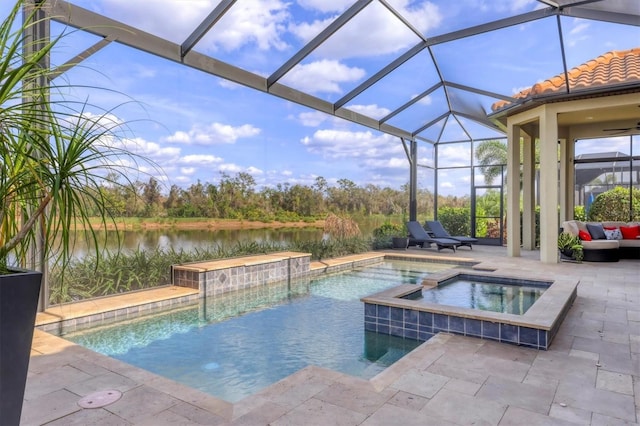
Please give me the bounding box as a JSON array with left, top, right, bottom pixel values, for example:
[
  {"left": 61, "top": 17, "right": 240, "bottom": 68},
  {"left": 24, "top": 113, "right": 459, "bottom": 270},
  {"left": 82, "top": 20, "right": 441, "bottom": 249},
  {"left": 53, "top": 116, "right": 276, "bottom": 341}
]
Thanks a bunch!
[{"left": 15, "top": 0, "right": 640, "bottom": 264}]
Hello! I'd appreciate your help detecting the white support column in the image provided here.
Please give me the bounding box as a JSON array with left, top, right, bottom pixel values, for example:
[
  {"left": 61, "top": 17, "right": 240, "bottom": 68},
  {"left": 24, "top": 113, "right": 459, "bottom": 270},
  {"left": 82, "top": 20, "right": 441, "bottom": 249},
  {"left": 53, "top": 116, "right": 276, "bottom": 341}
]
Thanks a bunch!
[
  {"left": 507, "top": 120, "right": 521, "bottom": 257},
  {"left": 559, "top": 138, "right": 570, "bottom": 222},
  {"left": 522, "top": 133, "right": 535, "bottom": 250},
  {"left": 566, "top": 133, "right": 575, "bottom": 221},
  {"left": 560, "top": 132, "right": 576, "bottom": 222},
  {"left": 539, "top": 106, "right": 559, "bottom": 264}
]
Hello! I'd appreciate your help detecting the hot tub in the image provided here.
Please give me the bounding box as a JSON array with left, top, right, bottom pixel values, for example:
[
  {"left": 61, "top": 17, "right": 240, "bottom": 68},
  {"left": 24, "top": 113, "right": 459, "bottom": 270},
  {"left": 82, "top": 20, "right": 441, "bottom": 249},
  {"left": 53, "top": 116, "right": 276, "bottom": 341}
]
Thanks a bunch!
[{"left": 361, "top": 270, "right": 578, "bottom": 350}]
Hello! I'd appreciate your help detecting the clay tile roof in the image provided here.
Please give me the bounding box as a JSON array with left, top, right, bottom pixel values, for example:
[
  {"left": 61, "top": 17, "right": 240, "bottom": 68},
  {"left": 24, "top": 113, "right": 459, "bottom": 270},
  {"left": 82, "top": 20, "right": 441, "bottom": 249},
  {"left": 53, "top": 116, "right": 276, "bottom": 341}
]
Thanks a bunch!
[{"left": 492, "top": 47, "right": 640, "bottom": 111}]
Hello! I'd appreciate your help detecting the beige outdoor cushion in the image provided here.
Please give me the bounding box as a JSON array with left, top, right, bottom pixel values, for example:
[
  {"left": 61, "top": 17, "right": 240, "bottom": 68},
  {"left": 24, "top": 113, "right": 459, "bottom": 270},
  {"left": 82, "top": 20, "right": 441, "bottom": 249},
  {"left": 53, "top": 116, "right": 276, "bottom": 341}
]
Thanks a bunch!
[
  {"left": 575, "top": 221, "right": 588, "bottom": 233},
  {"left": 562, "top": 221, "right": 579, "bottom": 236},
  {"left": 618, "top": 239, "right": 640, "bottom": 248},
  {"left": 581, "top": 240, "right": 619, "bottom": 250}
]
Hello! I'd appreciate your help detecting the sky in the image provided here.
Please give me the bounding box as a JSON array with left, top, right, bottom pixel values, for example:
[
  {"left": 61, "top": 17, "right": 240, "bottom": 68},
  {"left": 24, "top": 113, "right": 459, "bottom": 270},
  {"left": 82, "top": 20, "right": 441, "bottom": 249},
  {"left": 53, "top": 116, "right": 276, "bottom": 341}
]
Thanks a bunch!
[{"left": 3, "top": 0, "right": 638, "bottom": 196}]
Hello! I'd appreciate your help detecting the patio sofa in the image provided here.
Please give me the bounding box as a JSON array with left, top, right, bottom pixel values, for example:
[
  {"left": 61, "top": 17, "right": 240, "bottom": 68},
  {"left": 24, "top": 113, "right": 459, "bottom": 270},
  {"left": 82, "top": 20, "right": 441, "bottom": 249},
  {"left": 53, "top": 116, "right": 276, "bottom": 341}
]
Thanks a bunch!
[{"left": 561, "top": 220, "right": 640, "bottom": 262}]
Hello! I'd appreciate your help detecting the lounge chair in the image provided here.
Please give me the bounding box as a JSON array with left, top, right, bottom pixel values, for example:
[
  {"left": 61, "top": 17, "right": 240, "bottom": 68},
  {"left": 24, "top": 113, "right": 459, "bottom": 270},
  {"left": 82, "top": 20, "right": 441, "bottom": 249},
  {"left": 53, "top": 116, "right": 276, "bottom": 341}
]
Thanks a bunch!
[
  {"left": 425, "top": 220, "right": 478, "bottom": 250},
  {"left": 406, "top": 221, "right": 461, "bottom": 252}
]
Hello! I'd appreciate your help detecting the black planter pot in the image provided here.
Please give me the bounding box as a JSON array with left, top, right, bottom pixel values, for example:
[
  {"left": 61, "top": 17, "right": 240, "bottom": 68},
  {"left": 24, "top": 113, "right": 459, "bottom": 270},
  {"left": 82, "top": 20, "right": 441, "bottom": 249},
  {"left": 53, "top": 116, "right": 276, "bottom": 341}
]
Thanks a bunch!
[
  {"left": 392, "top": 237, "right": 409, "bottom": 249},
  {"left": 559, "top": 248, "right": 577, "bottom": 261},
  {"left": 0, "top": 269, "right": 42, "bottom": 425}
]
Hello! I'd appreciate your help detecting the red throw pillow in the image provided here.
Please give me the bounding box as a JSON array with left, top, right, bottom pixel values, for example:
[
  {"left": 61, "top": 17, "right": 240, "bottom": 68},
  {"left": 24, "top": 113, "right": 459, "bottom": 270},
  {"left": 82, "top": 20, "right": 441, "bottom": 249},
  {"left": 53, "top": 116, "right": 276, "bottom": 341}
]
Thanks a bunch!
[
  {"left": 578, "top": 230, "right": 592, "bottom": 241},
  {"left": 603, "top": 226, "right": 619, "bottom": 230},
  {"left": 619, "top": 225, "right": 640, "bottom": 239}
]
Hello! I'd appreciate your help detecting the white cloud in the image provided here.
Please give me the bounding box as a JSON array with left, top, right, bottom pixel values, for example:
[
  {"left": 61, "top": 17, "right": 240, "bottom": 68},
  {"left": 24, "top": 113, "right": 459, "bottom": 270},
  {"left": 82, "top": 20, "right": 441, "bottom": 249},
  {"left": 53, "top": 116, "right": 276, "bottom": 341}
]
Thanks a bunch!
[
  {"left": 297, "top": 0, "right": 351, "bottom": 14},
  {"left": 289, "top": 17, "right": 334, "bottom": 45},
  {"left": 246, "top": 166, "right": 264, "bottom": 176},
  {"left": 512, "top": 85, "right": 531, "bottom": 94},
  {"left": 472, "top": 0, "right": 535, "bottom": 13},
  {"left": 216, "top": 163, "right": 264, "bottom": 176},
  {"left": 437, "top": 144, "right": 471, "bottom": 167},
  {"left": 361, "top": 156, "right": 408, "bottom": 170},
  {"left": 295, "top": 110, "right": 357, "bottom": 128},
  {"left": 117, "top": 137, "right": 181, "bottom": 160},
  {"left": 345, "top": 104, "right": 391, "bottom": 120},
  {"left": 576, "top": 136, "right": 630, "bottom": 155},
  {"left": 219, "top": 163, "right": 243, "bottom": 173},
  {"left": 166, "top": 131, "right": 190, "bottom": 144},
  {"left": 181, "top": 167, "right": 196, "bottom": 175},
  {"left": 298, "top": 111, "right": 331, "bottom": 127},
  {"left": 132, "top": 64, "right": 157, "bottom": 79},
  {"left": 199, "top": 0, "right": 291, "bottom": 52},
  {"left": 218, "top": 78, "right": 244, "bottom": 90},
  {"left": 165, "top": 122, "right": 261, "bottom": 145},
  {"left": 101, "top": 0, "right": 219, "bottom": 41},
  {"left": 567, "top": 20, "right": 591, "bottom": 47},
  {"left": 291, "top": 1, "right": 442, "bottom": 60},
  {"left": 301, "top": 129, "right": 404, "bottom": 162},
  {"left": 570, "top": 22, "right": 590, "bottom": 36},
  {"left": 281, "top": 60, "right": 365, "bottom": 94},
  {"left": 67, "top": 112, "right": 123, "bottom": 133},
  {"left": 417, "top": 96, "right": 432, "bottom": 106},
  {"left": 102, "top": 0, "right": 290, "bottom": 53},
  {"left": 179, "top": 154, "right": 224, "bottom": 165}
]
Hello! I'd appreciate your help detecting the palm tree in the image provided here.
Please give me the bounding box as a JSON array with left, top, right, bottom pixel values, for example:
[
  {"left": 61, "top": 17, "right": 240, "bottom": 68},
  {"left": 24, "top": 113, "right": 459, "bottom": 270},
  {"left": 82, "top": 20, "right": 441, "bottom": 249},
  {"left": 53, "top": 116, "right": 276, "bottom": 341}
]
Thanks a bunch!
[{"left": 475, "top": 140, "right": 507, "bottom": 185}]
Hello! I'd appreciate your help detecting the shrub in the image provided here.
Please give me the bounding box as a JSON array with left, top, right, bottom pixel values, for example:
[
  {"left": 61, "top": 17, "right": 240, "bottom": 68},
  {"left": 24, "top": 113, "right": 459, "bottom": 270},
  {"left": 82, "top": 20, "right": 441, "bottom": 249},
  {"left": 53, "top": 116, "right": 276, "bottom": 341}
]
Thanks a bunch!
[
  {"left": 280, "top": 210, "right": 302, "bottom": 222},
  {"left": 587, "top": 186, "right": 640, "bottom": 221},
  {"left": 372, "top": 222, "right": 405, "bottom": 238},
  {"left": 437, "top": 207, "right": 470, "bottom": 236},
  {"left": 371, "top": 221, "right": 405, "bottom": 249},
  {"left": 573, "top": 205, "right": 586, "bottom": 221}
]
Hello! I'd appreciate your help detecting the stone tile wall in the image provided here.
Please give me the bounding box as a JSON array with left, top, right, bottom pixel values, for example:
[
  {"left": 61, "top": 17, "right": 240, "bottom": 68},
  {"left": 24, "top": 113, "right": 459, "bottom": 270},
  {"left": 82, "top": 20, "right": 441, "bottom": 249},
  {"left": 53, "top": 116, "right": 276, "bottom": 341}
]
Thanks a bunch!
[
  {"left": 173, "top": 254, "right": 311, "bottom": 297},
  {"left": 38, "top": 293, "right": 199, "bottom": 336},
  {"left": 364, "top": 302, "right": 553, "bottom": 350}
]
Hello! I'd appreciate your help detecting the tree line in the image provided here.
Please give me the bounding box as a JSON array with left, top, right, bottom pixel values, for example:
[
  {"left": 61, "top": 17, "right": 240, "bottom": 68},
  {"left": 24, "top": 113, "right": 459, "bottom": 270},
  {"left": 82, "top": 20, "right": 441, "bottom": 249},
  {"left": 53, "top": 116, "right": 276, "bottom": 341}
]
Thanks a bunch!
[
  {"left": 95, "top": 139, "right": 513, "bottom": 222},
  {"left": 97, "top": 172, "right": 462, "bottom": 221}
]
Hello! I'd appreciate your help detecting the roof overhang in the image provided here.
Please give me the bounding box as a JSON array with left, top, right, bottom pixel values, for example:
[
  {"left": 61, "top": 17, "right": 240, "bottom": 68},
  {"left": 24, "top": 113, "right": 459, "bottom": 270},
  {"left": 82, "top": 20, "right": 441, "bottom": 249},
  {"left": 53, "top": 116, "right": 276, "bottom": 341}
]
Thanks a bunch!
[{"left": 489, "top": 84, "right": 640, "bottom": 135}]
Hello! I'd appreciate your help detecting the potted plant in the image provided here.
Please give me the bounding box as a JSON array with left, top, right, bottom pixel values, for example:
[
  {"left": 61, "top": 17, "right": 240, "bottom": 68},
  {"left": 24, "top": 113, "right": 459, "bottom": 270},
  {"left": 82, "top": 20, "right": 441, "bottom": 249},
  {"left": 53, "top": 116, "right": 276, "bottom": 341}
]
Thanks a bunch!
[
  {"left": 558, "top": 232, "right": 584, "bottom": 262},
  {"left": 372, "top": 222, "right": 408, "bottom": 249},
  {"left": 0, "top": 2, "right": 153, "bottom": 423}
]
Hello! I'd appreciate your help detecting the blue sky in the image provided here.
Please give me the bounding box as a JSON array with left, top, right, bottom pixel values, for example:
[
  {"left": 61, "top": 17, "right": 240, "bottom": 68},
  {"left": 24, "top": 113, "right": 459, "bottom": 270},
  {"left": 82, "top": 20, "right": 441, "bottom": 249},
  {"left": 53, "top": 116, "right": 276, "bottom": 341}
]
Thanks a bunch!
[{"left": 4, "top": 0, "right": 638, "bottom": 195}]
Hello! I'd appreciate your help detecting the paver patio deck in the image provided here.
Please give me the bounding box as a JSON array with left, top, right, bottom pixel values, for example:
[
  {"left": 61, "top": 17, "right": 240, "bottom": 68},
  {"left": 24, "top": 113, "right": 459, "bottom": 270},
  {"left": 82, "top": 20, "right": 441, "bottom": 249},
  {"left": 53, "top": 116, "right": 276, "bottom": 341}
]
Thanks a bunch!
[{"left": 21, "top": 246, "right": 639, "bottom": 425}]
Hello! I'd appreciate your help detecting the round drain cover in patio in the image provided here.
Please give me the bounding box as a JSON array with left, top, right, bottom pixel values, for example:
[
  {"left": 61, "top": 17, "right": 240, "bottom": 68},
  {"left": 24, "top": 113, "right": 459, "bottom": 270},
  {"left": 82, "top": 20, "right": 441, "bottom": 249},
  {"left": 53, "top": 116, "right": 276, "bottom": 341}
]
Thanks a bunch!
[{"left": 78, "top": 390, "right": 122, "bottom": 409}]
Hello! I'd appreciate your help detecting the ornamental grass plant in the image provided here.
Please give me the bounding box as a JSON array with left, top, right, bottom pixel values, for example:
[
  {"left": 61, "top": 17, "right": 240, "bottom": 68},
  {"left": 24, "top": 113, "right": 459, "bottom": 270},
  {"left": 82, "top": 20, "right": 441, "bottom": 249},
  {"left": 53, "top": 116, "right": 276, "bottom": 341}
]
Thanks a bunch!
[{"left": 0, "top": 0, "right": 155, "bottom": 278}]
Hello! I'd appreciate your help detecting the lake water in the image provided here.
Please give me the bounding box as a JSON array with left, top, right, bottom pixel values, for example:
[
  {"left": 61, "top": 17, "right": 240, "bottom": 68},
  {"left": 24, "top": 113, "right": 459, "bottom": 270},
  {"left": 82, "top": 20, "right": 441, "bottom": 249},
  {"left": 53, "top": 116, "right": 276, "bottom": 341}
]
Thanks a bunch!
[
  {"left": 71, "top": 227, "right": 324, "bottom": 258},
  {"left": 69, "top": 217, "right": 391, "bottom": 258}
]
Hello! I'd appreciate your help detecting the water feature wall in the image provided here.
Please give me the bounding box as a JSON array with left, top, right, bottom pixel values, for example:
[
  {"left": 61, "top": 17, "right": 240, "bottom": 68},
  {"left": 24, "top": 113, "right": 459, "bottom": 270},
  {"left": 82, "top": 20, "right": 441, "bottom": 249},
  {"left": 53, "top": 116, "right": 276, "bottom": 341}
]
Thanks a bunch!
[{"left": 172, "top": 252, "right": 311, "bottom": 297}]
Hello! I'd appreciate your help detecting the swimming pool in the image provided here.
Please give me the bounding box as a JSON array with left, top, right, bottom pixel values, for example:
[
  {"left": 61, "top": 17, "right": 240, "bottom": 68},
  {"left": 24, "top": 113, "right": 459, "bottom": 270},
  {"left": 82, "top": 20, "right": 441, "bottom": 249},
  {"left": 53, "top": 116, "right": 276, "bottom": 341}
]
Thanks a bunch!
[{"left": 64, "top": 260, "right": 454, "bottom": 402}]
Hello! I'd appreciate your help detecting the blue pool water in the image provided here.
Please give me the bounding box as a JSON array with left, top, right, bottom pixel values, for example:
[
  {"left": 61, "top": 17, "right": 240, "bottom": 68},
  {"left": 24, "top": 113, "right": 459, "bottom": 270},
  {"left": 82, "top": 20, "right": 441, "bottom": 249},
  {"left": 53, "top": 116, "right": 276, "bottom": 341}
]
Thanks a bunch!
[
  {"left": 407, "top": 277, "right": 547, "bottom": 315},
  {"left": 64, "top": 260, "right": 454, "bottom": 402}
]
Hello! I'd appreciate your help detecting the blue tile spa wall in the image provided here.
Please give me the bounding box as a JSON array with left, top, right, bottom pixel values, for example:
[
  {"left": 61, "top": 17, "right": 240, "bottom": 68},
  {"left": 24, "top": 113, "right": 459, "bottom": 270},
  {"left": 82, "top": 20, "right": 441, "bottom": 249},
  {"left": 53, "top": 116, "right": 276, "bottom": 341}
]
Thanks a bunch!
[{"left": 364, "top": 303, "right": 550, "bottom": 350}]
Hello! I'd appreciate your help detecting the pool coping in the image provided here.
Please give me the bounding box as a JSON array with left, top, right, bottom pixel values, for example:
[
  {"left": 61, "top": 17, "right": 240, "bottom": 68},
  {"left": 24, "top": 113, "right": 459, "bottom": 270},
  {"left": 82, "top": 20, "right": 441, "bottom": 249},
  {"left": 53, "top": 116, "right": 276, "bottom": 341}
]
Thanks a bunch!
[
  {"left": 35, "top": 251, "right": 473, "bottom": 335},
  {"left": 35, "top": 252, "right": 385, "bottom": 333}
]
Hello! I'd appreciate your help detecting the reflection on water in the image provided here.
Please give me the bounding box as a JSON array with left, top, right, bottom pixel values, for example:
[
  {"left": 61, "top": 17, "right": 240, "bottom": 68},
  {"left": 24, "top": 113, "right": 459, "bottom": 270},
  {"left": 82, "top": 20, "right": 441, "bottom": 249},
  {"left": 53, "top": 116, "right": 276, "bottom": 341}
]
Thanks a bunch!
[
  {"left": 71, "top": 228, "right": 325, "bottom": 259},
  {"left": 65, "top": 261, "right": 427, "bottom": 402},
  {"left": 70, "top": 216, "right": 391, "bottom": 259}
]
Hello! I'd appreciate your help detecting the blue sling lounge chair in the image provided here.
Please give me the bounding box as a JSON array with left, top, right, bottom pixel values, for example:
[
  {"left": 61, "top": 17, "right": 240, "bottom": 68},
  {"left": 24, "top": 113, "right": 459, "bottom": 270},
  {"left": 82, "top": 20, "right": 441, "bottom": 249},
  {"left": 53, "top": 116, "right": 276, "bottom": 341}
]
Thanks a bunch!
[
  {"left": 406, "top": 221, "right": 461, "bottom": 252},
  {"left": 425, "top": 220, "right": 478, "bottom": 250}
]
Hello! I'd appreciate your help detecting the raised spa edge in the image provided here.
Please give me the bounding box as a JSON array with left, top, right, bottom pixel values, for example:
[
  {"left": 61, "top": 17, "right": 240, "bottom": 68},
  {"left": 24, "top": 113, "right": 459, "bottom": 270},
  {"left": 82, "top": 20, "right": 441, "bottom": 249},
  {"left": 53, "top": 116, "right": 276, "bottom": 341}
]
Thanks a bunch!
[{"left": 361, "top": 269, "right": 578, "bottom": 350}]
